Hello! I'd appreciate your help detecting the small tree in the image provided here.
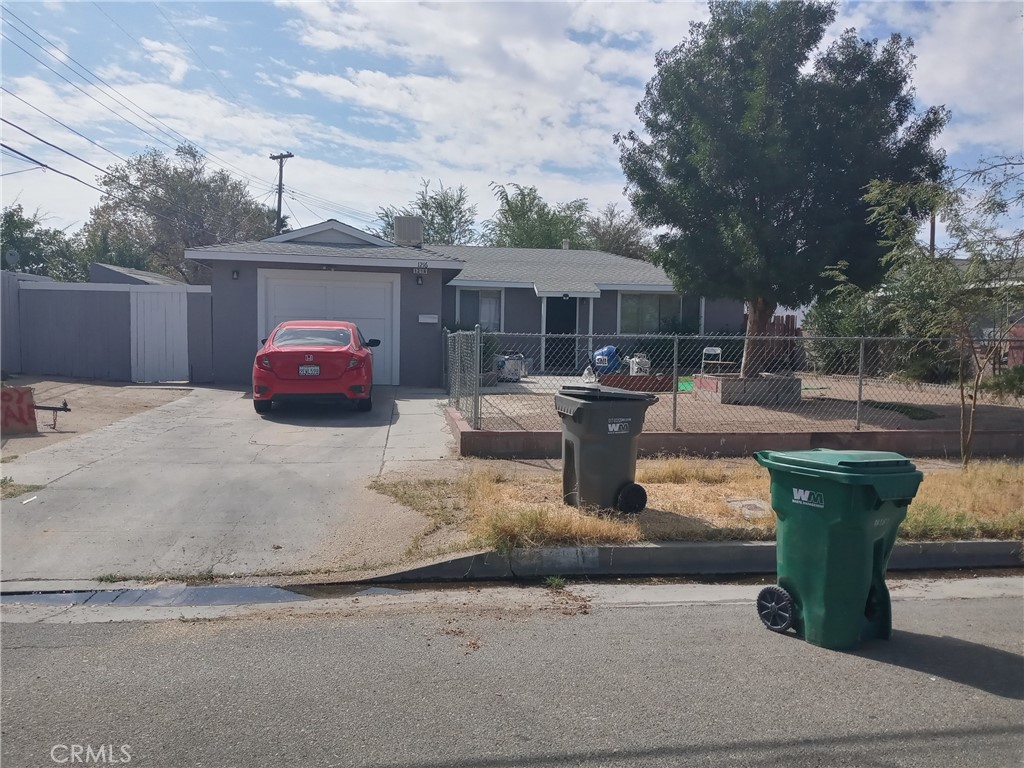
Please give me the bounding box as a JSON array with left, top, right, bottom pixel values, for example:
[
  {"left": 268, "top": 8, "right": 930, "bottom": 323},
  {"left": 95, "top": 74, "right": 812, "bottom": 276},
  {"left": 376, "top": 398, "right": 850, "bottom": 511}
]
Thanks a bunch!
[
  {"left": 615, "top": 0, "right": 948, "bottom": 377},
  {"left": 586, "top": 203, "right": 653, "bottom": 260},
  {"left": 374, "top": 179, "right": 479, "bottom": 245},
  {"left": 852, "top": 156, "right": 1024, "bottom": 466},
  {"left": 482, "top": 183, "right": 591, "bottom": 249}
]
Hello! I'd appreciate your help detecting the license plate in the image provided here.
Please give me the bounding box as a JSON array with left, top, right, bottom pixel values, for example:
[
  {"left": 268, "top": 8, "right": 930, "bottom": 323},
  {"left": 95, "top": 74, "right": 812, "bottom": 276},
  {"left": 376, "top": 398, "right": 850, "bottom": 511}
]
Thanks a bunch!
[{"left": 298, "top": 365, "right": 320, "bottom": 376}]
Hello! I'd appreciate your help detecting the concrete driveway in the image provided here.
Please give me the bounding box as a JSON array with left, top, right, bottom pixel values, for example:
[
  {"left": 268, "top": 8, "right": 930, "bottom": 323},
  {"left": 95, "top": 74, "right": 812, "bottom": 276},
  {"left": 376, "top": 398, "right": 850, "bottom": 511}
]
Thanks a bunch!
[{"left": 1, "top": 387, "right": 454, "bottom": 586}]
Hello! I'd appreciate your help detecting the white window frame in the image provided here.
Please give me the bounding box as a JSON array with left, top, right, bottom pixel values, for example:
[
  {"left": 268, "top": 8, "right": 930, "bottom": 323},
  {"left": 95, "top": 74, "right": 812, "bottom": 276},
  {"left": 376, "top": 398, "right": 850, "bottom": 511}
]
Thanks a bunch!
[
  {"left": 455, "top": 286, "right": 505, "bottom": 332},
  {"left": 616, "top": 292, "right": 684, "bottom": 334}
]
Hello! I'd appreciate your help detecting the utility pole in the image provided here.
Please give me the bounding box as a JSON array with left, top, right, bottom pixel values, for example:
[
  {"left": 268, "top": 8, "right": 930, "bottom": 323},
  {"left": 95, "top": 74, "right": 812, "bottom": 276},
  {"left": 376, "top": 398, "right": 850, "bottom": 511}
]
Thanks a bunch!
[
  {"left": 269, "top": 151, "right": 294, "bottom": 235},
  {"left": 929, "top": 211, "right": 936, "bottom": 257}
]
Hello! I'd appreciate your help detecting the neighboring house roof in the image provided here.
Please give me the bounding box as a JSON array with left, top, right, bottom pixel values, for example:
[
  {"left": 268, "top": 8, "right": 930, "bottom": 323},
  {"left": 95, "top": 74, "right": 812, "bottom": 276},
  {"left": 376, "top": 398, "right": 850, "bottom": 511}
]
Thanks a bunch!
[
  {"left": 183, "top": 219, "right": 674, "bottom": 294},
  {"left": 185, "top": 220, "right": 461, "bottom": 268},
  {"left": 186, "top": 241, "right": 461, "bottom": 267},
  {"left": 91, "top": 263, "right": 184, "bottom": 285},
  {"left": 430, "top": 246, "right": 675, "bottom": 297}
]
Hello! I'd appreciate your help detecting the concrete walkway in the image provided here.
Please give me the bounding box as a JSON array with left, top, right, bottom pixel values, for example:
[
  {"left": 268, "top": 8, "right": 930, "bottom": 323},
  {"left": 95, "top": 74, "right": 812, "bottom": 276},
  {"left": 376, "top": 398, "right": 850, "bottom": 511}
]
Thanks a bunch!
[{"left": 1, "top": 387, "right": 454, "bottom": 585}]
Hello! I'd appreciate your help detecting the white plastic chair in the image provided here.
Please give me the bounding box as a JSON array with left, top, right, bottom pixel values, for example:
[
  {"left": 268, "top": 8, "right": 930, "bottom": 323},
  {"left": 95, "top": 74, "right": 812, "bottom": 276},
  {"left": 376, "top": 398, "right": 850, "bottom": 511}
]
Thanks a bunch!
[{"left": 701, "top": 347, "right": 722, "bottom": 374}]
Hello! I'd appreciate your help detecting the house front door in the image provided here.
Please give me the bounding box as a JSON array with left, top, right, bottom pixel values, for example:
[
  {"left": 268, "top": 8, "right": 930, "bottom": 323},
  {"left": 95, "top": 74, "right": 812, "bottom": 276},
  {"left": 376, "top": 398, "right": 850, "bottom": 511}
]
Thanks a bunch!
[{"left": 544, "top": 296, "right": 578, "bottom": 373}]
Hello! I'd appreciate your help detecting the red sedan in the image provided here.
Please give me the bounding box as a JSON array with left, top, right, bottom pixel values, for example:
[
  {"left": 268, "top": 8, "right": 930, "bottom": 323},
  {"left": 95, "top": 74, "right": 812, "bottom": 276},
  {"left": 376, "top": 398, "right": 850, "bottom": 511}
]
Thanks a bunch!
[{"left": 252, "top": 320, "right": 379, "bottom": 414}]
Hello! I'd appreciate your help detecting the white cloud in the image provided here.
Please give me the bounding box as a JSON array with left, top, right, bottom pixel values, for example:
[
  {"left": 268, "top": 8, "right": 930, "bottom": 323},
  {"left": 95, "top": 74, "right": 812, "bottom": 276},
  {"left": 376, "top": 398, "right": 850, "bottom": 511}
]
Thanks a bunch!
[
  {"left": 140, "top": 38, "right": 190, "bottom": 84},
  {"left": 176, "top": 14, "right": 225, "bottom": 30},
  {"left": 906, "top": 2, "right": 1024, "bottom": 155},
  {"left": 5, "top": 0, "right": 1022, "bottom": 234}
]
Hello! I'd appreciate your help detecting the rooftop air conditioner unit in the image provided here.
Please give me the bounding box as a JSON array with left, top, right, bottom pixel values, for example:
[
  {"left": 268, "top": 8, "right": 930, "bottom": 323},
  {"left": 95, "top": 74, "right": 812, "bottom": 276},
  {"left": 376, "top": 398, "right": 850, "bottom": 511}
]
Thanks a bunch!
[{"left": 393, "top": 216, "right": 424, "bottom": 248}]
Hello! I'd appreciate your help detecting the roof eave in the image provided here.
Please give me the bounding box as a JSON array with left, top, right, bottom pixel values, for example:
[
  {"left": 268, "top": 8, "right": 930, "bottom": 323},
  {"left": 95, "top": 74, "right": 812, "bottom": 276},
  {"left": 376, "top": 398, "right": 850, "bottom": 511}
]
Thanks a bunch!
[{"left": 183, "top": 250, "right": 463, "bottom": 269}]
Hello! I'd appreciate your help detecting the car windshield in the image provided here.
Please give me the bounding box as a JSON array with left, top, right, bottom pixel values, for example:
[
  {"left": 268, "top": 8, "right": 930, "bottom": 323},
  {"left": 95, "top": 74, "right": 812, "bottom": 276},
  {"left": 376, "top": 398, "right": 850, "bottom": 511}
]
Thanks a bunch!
[{"left": 273, "top": 327, "right": 351, "bottom": 347}]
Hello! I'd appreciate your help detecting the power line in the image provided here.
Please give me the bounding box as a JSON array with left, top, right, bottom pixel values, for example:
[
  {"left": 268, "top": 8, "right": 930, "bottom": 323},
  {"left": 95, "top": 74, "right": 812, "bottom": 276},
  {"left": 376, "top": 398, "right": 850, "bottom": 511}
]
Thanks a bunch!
[
  {"left": 4, "top": 11, "right": 379, "bottom": 228},
  {"left": 1, "top": 166, "right": 43, "bottom": 178},
  {"left": 153, "top": 3, "right": 239, "bottom": 102},
  {"left": 0, "top": 31, "right": 183, "bottom": 153},
  {"left": 1, "top": 8, "right": 196, "bottom": 152},
  {"left": 2, "top": 118, "right": 111, "bottom": 176},
  {"left": 0, "top": 131, "right": 264, "bottom": 244},
  {"left": 0, "top": 87, "right": 129, "bottom": 164},
  {"left": 282, "top": 197, "right": 301, "bottom": 229},
  {"left": 91, "top": 2, "right": 145, "bottom": 47}
]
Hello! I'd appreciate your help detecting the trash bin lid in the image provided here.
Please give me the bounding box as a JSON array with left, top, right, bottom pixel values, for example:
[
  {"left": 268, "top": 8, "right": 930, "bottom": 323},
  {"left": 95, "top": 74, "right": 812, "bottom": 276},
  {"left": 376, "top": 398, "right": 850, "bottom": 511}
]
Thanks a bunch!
[
  {"left": 755, "top": 449, "right": 917, "bottom": 476},
  {"left": 558, "top": 384, "right": 657, "bottom": 402}
]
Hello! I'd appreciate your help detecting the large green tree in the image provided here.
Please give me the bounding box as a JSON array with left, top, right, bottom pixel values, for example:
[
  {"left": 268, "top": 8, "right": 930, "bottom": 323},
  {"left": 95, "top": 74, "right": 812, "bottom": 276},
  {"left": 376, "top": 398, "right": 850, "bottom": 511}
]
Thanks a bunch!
[
  {"left": 0, "top": 204, "right": 85, "bottom": 281},
  {"left": 483, "top": 183, "right": 591, "bottom": 249},
  {"left": 616, "top": 0, "right": 948, "bottom": 375},
  {"left": 86, "top": 144, "right": 279, "bottom": 282},
  {"left": 374, "top": 179, "right": 478, "bottom": 245}
]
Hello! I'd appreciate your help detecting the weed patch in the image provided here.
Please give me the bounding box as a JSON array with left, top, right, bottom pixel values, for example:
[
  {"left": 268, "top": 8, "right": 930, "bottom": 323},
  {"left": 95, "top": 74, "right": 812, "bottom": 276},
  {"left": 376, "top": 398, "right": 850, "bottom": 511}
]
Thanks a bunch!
[{"left": 1, "top": 476, "right": 42, "bottom": 500}]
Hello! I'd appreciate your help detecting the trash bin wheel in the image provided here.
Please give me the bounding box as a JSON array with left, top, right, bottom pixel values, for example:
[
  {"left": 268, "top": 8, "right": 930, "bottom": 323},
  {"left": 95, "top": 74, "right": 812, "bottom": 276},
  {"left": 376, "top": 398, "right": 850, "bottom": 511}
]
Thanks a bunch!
[
  {"left": 615, "top": 482, "right": 647, "bottom": 514},
  {"left": 756, "top": 585, "right": 794, "bottom": 633}
]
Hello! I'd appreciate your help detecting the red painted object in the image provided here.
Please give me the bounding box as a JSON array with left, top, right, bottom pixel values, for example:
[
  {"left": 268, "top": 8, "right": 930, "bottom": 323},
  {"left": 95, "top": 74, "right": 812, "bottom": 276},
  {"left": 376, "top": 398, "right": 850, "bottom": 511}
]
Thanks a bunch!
[
  {"left": 251, "top": 320, "right": 380, "bottom": 414},
  {"left": 1, "top": 386, "right": 37, "bottom": 434}
]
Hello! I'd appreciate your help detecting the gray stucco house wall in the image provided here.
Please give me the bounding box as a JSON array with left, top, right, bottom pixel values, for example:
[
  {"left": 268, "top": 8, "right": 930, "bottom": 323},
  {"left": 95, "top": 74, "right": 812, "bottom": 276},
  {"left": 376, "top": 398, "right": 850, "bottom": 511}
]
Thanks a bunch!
[
  {"left": 187, "top": 221, "right": 746, "bottom": 389},
  {"left": 207, "top": 261, "right": 447, "bottom": 388}
]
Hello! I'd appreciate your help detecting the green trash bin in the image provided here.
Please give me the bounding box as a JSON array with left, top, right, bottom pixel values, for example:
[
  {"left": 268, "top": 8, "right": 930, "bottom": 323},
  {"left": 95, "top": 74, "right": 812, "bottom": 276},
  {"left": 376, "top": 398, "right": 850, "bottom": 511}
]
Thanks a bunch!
[{"left": 753, "top": 449, "right": 924, "bottom": 650}]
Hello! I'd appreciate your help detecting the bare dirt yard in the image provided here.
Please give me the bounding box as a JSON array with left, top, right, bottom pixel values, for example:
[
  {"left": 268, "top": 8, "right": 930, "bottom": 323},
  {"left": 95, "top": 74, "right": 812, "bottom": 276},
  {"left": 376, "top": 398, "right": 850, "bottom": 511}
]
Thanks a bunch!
[
  {"left": 476, "top": 374, "right": 1024, "bottom": 433},
  {"left": 1, "top": 377, "right": 190, "bottom": 459}
]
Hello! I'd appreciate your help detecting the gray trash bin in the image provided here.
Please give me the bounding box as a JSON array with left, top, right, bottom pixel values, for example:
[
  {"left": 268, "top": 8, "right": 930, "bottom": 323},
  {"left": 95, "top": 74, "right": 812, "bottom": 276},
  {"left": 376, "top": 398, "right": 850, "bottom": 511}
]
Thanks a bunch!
[{"left": 554, "top": 384, "right": 658, "bottom": 513}]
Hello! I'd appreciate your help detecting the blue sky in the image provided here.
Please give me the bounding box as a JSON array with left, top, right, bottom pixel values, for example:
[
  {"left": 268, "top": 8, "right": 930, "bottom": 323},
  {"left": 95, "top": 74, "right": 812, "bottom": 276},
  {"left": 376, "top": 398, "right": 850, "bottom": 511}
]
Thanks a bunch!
[{"left": 2, "top": 1, "right": 1022, "bottom": 235}]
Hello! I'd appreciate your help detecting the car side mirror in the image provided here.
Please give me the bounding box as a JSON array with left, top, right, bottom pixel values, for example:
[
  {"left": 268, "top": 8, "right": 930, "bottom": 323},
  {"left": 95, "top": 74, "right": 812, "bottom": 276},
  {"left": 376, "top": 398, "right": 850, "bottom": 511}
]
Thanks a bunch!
[
  {"left": 366, "top": 339, "right": 381, "bottom": 348},
  {"left": 260, "top": 338, "right": 268, "bottom": 345}
]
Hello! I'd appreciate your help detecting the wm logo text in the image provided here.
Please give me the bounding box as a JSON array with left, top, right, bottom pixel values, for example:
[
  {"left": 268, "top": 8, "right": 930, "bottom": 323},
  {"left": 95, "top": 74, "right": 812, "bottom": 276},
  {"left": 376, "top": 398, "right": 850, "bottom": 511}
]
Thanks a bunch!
[{"left": 792, "top": 488, "right": 825, "bottom": 508}]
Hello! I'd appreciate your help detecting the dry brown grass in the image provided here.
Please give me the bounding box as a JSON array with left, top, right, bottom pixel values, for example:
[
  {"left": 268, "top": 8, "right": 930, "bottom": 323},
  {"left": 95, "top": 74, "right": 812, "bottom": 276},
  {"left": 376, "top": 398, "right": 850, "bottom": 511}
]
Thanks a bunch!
[
  {"left": 459, "top": 468, "right": 641, "bottom": 552},
  {"left": 904, "top": 461, "right": 1024, "bottom": 539},
  {"left": 372, "top": 457, "right": 1024, "bottom": 551},
  {"left": 0, "top": 476, "right": 42, "bottom": 500}
]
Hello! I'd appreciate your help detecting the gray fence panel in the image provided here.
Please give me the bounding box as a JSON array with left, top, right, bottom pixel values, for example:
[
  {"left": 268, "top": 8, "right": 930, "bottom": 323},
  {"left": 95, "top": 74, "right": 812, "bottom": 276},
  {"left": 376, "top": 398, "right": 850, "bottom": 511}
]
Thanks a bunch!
[
  {"left": 187, "top": 291, "right": 214, "bottom": 384},
  {"left": 1, "top": 271, "right": 21, "bottom": 374},
  {"left": 19, "top": 287, "right": 132, "bottom": 380}
]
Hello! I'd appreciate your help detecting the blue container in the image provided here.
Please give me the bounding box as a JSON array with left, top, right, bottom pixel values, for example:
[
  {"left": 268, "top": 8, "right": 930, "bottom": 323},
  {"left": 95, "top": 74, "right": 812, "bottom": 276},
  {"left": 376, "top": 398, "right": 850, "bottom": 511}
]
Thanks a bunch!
[{"left": 593, "top": 345, "right": 620, "bottom": 374}]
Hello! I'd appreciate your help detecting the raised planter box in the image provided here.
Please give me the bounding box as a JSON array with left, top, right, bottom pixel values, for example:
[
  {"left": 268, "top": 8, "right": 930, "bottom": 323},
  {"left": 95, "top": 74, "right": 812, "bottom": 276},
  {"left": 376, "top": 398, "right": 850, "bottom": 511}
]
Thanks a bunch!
[
  {"left": 598, "top": 373, "right": 676, "bottom": 392},
  {"left": 693, "top": 373, "right": 802, "bottom": 406}
]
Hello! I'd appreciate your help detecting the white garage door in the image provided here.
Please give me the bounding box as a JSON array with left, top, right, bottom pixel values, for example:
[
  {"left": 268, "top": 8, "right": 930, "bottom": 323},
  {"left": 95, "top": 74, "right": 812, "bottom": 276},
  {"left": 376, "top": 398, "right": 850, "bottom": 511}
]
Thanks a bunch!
[{"left": 257, "top": 269, "right": 400, "bottom": 385}]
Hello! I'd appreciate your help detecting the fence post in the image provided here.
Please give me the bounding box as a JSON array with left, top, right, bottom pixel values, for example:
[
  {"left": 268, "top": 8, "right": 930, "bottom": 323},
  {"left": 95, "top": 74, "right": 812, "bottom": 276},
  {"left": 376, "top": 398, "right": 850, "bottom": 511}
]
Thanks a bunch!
[
  {"left": 855, "top": 338, "right": 865, "bottom": 431},
  {"left": 472, "top": 324, "right": 482, "bottom": 430},
  {"left": 672, "top": 335, "right": 679, "bottom": 432},
  {"left": 441, "top": 328, "right": 450, "bottom": 394}
]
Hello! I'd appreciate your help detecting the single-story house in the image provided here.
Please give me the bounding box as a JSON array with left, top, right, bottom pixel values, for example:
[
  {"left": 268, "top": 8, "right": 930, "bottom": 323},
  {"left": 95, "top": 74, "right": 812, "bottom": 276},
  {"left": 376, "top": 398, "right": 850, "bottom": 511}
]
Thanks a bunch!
[{"left": 185, "top": 218, "right": 744, "bottom": 388}]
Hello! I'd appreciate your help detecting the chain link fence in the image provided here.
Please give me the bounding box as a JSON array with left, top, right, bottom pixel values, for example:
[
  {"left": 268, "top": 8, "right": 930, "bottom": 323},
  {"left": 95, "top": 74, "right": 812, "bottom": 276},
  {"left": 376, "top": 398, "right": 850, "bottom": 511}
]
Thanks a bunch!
[{"left": 446, "top": 329, "right": 1024, "bottom": 434}]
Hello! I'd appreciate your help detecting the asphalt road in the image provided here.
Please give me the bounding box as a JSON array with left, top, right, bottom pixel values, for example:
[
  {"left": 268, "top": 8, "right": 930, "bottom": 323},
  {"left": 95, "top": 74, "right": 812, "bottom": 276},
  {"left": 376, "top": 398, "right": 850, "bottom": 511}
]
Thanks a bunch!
[
  {"left": 1, "top": 387, "right": 453, "bottom": 585},
  {"left": 3, "top": 580, "right": 1022, "bottom": 768}
]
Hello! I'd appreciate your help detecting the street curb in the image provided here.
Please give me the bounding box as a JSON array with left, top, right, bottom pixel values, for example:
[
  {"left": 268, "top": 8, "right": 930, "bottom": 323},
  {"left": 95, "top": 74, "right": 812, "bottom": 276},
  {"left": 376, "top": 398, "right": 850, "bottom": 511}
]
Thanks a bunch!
[{"left": 367, "top": 540, "right": 1024, "bottom": 582}]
